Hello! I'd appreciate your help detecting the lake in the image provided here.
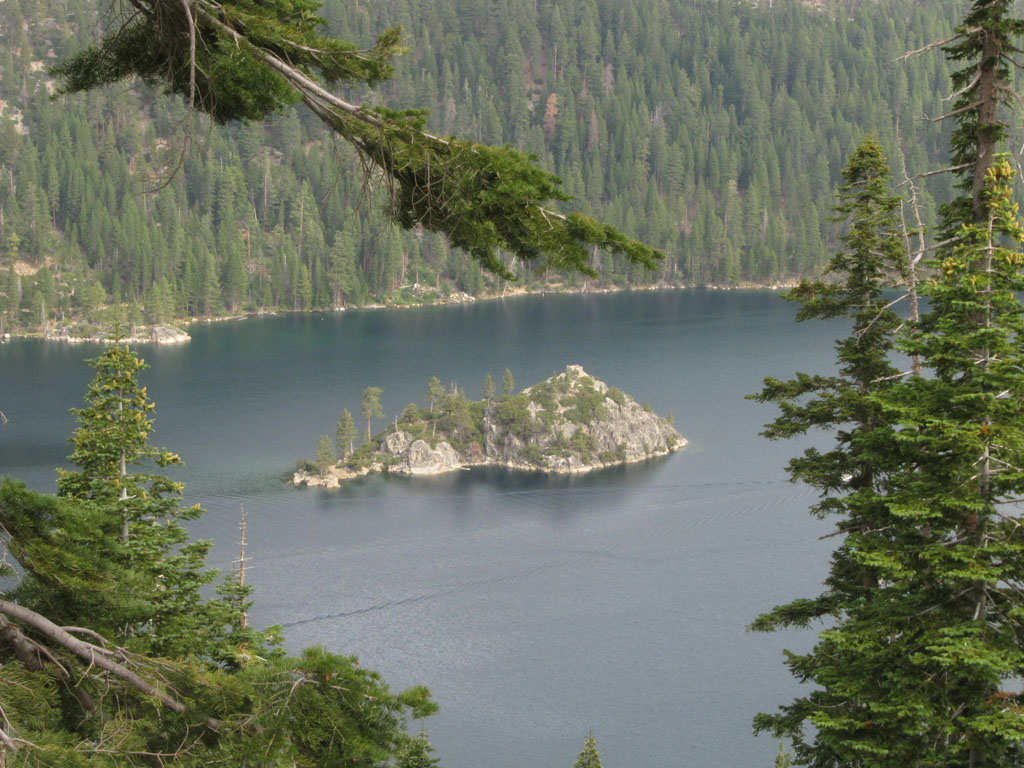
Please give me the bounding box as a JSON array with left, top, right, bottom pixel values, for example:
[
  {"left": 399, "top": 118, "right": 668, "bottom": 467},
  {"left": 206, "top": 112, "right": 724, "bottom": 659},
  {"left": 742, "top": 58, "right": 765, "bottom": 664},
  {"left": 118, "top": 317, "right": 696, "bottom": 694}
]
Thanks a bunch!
[{"left": 0, "top": 290, "right": 842, "bottom": 767}]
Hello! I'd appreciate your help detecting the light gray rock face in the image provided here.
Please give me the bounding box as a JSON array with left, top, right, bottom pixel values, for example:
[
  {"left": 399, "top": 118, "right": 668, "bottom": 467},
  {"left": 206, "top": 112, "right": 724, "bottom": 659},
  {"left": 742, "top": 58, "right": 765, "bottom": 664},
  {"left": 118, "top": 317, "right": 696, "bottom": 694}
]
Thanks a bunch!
[
  {"left": 43, "top": 324, "right": 191, "bottom": 344},
  {"left": 392, "top": 439, "right": 462, "bottom": 476},
  {"left": 297, "top": 364, "right": 685, "bottom": 488},
  {"left": 382, "top": 430, "right": 413, "bottom": 455}
]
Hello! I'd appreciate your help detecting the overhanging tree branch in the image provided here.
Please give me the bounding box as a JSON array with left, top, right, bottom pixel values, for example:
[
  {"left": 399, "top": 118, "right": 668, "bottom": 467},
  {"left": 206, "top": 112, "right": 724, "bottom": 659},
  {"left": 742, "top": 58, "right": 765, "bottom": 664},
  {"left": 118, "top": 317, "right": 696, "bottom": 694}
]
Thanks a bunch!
[
  {"left": 50, "top": 0, "right": 662, "bottom": 278},
  {"left": 0, "top": 598, "right": 198, "bottom": 718}
]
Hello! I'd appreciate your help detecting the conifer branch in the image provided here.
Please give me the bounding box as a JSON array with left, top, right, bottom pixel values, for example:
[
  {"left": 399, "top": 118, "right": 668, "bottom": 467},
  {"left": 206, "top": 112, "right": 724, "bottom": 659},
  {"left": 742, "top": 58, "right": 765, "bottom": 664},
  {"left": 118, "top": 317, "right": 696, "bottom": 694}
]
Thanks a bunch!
[
  {"left": 0, "top": 599, "right": 197, "bottom": 718},
  {"left": 894, "top": 34, "right": 962, "bottom": 62}
]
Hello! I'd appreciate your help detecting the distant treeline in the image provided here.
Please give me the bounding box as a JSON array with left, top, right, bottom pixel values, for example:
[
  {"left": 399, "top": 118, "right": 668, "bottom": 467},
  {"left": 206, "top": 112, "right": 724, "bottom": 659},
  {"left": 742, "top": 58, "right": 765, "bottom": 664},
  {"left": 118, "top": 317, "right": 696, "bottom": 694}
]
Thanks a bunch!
[{"left": 0, "top": 0, "right": 973, "bottom": 331}]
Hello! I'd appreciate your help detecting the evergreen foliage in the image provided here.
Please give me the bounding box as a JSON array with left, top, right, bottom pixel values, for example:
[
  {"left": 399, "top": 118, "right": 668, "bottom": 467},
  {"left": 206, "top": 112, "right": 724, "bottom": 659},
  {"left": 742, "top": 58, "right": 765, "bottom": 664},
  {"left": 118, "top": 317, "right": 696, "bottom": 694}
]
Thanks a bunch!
[
  {"left": 0, "top": 347, "right": 438, "bottom": 765},
  {"left": 0, "top": 0, "right": 984, "bottom": 335},
  {"left": 501, "top": 367, "right": 515, "bottom": 399},
  {"left": 397, "top": 730, "right": 442, "bottom": 768},
  {"left": 753, "top": 4, "right": 1024, "bottom": 765},
  {"left": 573, "top": 730, "right": 603, "bottom": 768},
  {"left": 49, "top": 0, "right": 662, "bottom": 284},
  {"left": 315, "top": 433, "right": 336, "bottom": 474},
  {"left": 335, "top": 407, "right": 356, "bottom": 458},
  {"left": 361, "top": 385, "right": 384, "bottom": 440}
]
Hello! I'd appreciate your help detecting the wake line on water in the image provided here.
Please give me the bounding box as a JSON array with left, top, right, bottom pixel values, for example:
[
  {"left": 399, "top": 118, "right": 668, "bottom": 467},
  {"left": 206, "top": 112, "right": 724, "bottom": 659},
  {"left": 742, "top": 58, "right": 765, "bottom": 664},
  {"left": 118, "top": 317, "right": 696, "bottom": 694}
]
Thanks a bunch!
[
  {"left": 279, "top": 550, "right": 594, "bottom": 629},
  {"left": 277, "top": 484, "right": 818, "bottom": 630}
]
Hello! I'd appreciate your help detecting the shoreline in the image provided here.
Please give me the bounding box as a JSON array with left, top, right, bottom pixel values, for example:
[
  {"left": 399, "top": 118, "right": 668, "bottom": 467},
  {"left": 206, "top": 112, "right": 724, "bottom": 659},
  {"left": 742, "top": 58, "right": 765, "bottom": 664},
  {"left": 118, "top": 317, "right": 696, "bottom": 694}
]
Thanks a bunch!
[
  {"left": 294, "top": 440, "right": 685, "bottom": 489},
  {"left": 4, "top": 281, "right": 796, "bottom": 344}
]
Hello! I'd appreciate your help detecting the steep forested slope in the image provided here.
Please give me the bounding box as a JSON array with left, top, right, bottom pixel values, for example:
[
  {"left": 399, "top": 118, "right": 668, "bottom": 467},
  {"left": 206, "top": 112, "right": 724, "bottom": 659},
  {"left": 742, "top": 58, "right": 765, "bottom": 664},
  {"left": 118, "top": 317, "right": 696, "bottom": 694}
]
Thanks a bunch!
[{"left": 0, "top": 0, "right": 968, "bottom": 332}]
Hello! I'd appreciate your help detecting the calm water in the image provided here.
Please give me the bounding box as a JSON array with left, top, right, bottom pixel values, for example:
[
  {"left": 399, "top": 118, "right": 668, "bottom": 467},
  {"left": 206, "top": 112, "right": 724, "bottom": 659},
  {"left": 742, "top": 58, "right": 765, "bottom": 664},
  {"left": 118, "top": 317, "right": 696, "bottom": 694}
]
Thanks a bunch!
[{"left": 0, "top": 291, "right": 841, "bottom": 768}]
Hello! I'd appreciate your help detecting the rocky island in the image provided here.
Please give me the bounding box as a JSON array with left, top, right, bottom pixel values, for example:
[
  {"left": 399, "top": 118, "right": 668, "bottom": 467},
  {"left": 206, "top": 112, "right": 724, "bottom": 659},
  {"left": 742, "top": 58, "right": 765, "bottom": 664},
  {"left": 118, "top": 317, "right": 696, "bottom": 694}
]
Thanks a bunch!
[{"left": 295, "top": 365, "right": 684, "bottom": 488}]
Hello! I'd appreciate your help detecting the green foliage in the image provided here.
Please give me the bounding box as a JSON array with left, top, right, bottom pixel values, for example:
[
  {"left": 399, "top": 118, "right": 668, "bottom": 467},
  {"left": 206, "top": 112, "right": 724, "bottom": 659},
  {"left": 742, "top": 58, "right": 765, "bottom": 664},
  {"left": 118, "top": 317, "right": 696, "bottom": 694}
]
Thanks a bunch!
[
  {"left": 335, "top": 407, "right": 356, "bottom": 458},
  {"left": 397, "top": 730, "right": 442, "bottom": 768},
  {"left": 569, "top": 430, "right": 597, "bottom": 464},
  {"left": 438, "top": 387, "right": 474, "bottom": 446},
  {"left": 605, "top": 387, "right": 626, "bottom": 406},
  {"left": 346, "top": 439, "right": 381, "bottom": 469},
  {"left": 493, "top": 393, "right": 538, "bottom": 440},
  {"left": 50, "top": 343, "right": 255, "bottom": 660},
  {"left": 0, "top": 349, "right": 437, "bottom": 766},
  {"left": 598, "top": 447, "right": 626, "bottom": 464},
  {"left": 501, "top": 368, "right": 515, "bottom": 399},
  {"left": 564, "top": 379, "right": 607, "bottom": 425},
  {"left": 315, "top": 433, "right": 336, "bottom": 475},
  {"left": 0, "top": 0, "right": 990, "bottom": 335},
  {"left": 753, "top": 8, "right": 1024, "bottom": 759},
  {"left": 361, "top": 386, "right": 384, "bottom": 441},
  {"left": 426, "top": 376, "right": 446, "bottom": 413},
  {"left": 573, "top": 730, "right": 603, "bottom": 768},
  {"left": 774, "top": 741, "right": 792, "bottom": 768},
  {"left": 49, "top": 0, "right": 661, "bottom": 284},
  {"left": 521, "top": 444, "right": 545, "bottom": 465}
]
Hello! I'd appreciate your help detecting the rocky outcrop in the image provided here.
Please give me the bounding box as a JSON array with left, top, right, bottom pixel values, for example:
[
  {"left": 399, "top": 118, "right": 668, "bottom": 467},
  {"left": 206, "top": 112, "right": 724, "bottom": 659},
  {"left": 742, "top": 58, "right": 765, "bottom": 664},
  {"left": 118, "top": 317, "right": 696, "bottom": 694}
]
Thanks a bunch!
[
  {"left": 383, "top": 432, "right": 463, "bottom": 475},
  {"left": 43, "top": 324, "right": 190, "bottom": 344},
  {"left": 295, "top": 365, "right": 685, "bottom": 488}
]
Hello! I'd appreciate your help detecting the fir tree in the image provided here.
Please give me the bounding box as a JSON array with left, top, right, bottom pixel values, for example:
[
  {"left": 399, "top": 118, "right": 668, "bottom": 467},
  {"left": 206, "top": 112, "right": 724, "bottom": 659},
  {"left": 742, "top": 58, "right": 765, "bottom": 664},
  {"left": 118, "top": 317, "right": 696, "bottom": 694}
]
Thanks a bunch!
[
  {"left": 396, "top": 730, "right": 442, "bottom": 768},
  {"left": 426, "top": 376, "right": 446, "bottom": 413},
  {"left": 315, "top": 434, "right": 336, "bottom": 476},
  {"left": 53, "top": 343, "right": 254, "bottom": 661},
  {"left": 754, "top": 6, "right": 1024, "bottom": 764},
  {"left": 336, "top": 408, "right": 356, "bottom": 458},
  {"left": 501, "top": 368, "right": 515, "bottom": 399},
  {"left": 362, "top": 386, "right": 384, "bottom": 441},
  {"left": 0, "top": 352, "right": 437, "bottom": 765},
  {"left": 50, "top": 0, "right": 663, "bottom": 282},
  {"left": 573, "top": 730, "right": 603, "bottom": 768}
]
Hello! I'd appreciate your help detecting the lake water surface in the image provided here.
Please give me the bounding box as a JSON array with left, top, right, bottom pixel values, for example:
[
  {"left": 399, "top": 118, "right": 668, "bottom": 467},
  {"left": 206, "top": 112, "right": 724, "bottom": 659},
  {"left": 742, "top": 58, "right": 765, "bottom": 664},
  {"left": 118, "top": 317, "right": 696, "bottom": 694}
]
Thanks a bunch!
[{"left": 1, "top": 291, "right": 843, "bottom": 767}]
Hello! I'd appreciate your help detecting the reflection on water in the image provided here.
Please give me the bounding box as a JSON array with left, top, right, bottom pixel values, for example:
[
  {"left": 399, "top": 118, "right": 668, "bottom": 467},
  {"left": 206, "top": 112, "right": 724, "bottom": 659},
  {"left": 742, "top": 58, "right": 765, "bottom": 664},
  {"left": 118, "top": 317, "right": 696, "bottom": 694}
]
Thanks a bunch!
[{"left": 0, "top": 291, "right": 842, "bottom": 768}]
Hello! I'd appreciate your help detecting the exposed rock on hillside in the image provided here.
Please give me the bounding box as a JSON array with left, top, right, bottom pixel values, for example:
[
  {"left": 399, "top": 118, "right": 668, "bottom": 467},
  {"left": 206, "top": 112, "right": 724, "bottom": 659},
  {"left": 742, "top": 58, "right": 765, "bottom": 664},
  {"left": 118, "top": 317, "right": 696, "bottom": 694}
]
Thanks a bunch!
[
  {"left": 43, "top": 325, "right": 190, "bottom": 344},
  {"left": 295, "top": 365, "right": 684, "bottom": 488}
]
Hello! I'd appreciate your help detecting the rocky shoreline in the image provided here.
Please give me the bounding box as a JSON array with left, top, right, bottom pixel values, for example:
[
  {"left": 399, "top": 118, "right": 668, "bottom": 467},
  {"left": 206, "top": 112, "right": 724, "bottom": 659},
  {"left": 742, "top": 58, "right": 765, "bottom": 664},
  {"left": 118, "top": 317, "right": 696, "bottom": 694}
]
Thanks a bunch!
[
  {"left": 42, "top": 324, "right": 191, "bottom": 344},
  {"left": 10, "top": 282, "right": 794, "bottom": 345},
  {"left": 295, "top": 365, "right": 685, "bottom": 489}
]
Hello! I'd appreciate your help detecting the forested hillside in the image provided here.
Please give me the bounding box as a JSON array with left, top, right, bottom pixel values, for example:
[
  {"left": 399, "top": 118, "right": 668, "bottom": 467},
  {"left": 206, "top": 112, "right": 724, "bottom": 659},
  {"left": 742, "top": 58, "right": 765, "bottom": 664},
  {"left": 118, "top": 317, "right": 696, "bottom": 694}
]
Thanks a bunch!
[{"left": 0, "top": 0, "right": 966, "bottom": 332}]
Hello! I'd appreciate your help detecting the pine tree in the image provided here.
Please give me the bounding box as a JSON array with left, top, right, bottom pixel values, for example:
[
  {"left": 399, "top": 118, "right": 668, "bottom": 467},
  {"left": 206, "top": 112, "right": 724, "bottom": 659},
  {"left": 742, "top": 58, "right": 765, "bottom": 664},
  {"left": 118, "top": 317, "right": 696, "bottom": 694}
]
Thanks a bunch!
[
  {"left": 754, "top": 6, "right": 1024, "bottom": 765},
  {"left": 573, "top": 730, "right": 603, "bottom": 768},
  {"left": 361, "top": 386, "right": 384, "bottom": 441},
  {"left": 0, "top": 352, "right": 438, "bottom": 765},
  {"left": 336, "top": 408, "right": 356, "bottom": 458},
  {"left": 483, "top": 372, "right": 495, "bottom": 402},
  {"left": 396, "top": 730, "right": 441, "bottom": 768},
  {"left": 501, "top": 368, "right": 515, "bottom": 399},
  {"left": 426, "top": 376, "right": 446, "bottom": 413},
  {"left": 315, "top": 434, "right": 336, "bottom": 475},
  {"left": 51, "top": 0, "right": 662, "bottom": 283},
  {"left": 53, "top": 343, "right": 257, "bottom": 661}
]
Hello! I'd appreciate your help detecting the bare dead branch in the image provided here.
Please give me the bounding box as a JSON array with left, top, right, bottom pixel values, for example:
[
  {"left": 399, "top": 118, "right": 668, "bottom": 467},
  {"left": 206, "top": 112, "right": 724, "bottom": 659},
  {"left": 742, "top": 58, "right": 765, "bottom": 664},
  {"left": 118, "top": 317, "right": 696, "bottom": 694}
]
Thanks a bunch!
[
  {"left": 896, "top": 163, "right": 974, "bottom": 184},
  {"left": 928, "top": 100, "right": 984, "bottom": 123},
  {"left": 894, "top": 33, "right": 961, "bottom": 63},
  {"left": 0, "top": 599, "right": 192, "bottom": 717}
]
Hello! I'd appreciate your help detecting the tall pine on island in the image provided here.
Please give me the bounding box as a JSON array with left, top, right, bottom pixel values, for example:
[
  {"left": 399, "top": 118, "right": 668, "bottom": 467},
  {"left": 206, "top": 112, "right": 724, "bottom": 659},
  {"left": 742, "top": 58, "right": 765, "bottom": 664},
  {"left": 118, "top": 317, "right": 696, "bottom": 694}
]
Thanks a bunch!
[{"left": 754, "top": 2, "right": 1024, "bottom": 765}]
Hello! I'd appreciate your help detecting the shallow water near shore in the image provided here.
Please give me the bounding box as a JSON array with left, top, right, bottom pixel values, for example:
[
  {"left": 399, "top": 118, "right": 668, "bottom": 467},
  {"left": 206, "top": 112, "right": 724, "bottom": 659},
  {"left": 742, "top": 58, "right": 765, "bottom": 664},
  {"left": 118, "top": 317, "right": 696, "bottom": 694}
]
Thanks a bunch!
[{"left": 1, "top": 290, "right": 841, "bottom": 767}]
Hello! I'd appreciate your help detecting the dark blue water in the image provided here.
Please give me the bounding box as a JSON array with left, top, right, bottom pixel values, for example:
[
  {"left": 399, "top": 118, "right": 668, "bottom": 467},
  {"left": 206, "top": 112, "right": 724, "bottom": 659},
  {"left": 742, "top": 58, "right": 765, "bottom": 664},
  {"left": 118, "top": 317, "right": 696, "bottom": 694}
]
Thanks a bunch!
[{"left": 0, "top": 291, "right": 840, "bottom": 767}]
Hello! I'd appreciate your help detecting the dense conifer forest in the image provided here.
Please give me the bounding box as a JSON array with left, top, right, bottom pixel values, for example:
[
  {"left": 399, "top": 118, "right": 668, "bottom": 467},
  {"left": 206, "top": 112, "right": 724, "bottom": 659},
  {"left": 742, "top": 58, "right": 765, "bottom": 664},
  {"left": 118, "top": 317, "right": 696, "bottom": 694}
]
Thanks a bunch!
[{"left": 0, "top": 0, "right": 973, "bottom": 332}]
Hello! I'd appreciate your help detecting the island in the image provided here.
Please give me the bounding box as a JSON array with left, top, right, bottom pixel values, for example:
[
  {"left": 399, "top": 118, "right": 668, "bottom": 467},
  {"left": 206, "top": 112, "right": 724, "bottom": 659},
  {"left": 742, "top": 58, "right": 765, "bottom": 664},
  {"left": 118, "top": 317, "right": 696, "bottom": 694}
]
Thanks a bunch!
[{"left": 295, "top": 365, "right": 684, "bottom": 488}]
